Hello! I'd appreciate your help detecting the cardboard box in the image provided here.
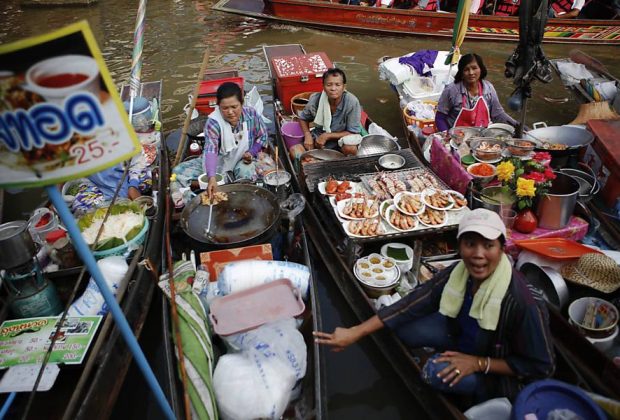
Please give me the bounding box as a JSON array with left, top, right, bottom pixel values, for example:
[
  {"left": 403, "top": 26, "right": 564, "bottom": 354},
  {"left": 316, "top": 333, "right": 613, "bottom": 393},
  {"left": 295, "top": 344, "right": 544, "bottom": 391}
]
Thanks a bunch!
[
  {"left": 272, "top": 52, "right": 333, "bottom": 114},
  {"left": 200, "top": 244, "right": 273, "bottom": 281}
]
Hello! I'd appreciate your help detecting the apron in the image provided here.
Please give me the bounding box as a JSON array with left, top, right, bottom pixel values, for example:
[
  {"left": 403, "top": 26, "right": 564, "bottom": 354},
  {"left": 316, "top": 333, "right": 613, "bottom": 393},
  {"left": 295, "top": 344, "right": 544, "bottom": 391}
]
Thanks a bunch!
[
  {"left": 218, "top": 121, "right": 249, "bottom": 174},
  {"left": 453, "top": 82, "right": 491, "bottom": 128}
]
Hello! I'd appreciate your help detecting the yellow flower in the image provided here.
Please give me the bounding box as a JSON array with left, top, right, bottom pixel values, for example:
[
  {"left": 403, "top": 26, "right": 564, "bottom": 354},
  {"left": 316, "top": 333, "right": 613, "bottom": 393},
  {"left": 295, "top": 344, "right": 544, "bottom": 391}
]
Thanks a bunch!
[
  {"left": 170, "top": 173, "right": 177, "bottom": 182},
  {"left": 516, "top": 177, "right": 536, "bottom": 198},
  {"left": 496, "top": 161, "right": 515, "bottom": 182}
]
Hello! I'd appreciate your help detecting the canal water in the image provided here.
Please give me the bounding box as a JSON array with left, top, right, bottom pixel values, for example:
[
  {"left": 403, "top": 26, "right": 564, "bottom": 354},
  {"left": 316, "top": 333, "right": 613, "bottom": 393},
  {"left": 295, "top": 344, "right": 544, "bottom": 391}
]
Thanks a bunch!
[{"left": 2, "top": 0, "right": 619, "bottom": 417}]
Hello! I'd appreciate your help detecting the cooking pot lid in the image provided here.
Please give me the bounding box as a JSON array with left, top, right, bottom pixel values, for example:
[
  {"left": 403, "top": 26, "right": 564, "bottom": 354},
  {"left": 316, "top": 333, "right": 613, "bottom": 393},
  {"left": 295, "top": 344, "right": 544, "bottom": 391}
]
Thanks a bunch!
[{"left": 182, "top": 185, "right": 280, "bottom": 245}]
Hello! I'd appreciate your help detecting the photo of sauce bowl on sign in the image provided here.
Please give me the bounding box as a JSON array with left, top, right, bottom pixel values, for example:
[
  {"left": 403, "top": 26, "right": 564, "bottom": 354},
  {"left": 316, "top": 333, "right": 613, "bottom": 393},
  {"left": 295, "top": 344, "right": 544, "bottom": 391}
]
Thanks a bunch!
[{"left": 25, "top": 55, "right": 100, "bottom": 104}]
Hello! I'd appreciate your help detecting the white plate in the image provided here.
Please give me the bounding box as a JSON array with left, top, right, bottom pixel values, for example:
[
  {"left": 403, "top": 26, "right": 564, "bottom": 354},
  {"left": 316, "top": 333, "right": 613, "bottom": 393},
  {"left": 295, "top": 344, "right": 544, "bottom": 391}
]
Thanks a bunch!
[
  {"left": 337, "top": 198, "right": 379, "bottom": 221},
  {"left": 417, "top": 208, "right": 448, "bottom": 228},
  {"left": 342, "top": 220, "right": 382, "bottom": 238},
  {"left": 353, "top": 264, "right": 399, "bottom": 288},
  {"left": 422, "top": 188, "right": 455, "bottom": 211},
  {"left": 473, "top": 154, "right": 502, "bottom": 164},
  {"left": 379, "top": 199, "right": 394, "bottom": 220},
  {"left": 330, "top": 191, "right": 364, "bottom": 208},
  {"left": 444, "top": 190, "right": 468, "bottom": 211},
  {"left": 317, "top": 180, "right": 356, "bottom": 196},
  {"left": 394, "top": 191, "right": 425, "bottom": 216},
  {"left": 385, "top": 205, "right": 418, "bottom": 232}
]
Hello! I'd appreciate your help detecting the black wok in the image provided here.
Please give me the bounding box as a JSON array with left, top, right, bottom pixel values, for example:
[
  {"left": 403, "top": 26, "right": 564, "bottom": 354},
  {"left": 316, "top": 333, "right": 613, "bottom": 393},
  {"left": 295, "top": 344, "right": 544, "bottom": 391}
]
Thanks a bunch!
[{"left": 180, "top": 184, "right": 281, "bottom": 248}]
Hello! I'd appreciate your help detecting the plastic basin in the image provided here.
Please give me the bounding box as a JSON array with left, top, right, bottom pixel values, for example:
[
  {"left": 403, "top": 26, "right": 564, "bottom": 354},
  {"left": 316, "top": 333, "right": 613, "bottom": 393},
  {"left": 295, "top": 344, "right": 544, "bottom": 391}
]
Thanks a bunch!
[{"left": 281, "top": 121, "right": 304, "bottom": 149}]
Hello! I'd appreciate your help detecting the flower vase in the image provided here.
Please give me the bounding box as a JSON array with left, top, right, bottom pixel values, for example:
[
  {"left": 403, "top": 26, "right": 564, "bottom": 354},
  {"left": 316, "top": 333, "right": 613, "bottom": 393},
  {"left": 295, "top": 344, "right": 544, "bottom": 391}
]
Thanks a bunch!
[{"left": 513, "top": 208, "right": 538, "bottom": 234}]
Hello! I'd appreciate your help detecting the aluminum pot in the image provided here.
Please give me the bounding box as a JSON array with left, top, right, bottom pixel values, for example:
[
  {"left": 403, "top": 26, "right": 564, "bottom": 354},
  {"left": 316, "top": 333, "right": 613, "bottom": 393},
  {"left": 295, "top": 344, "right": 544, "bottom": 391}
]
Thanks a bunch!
[
  {"left": 520, "top": 263, "right": 569, "bottom": 309},
  {"left": 470, "top": 185, "right": 516, "bottom": 214},
  {"left": 559, "top": 164, "right": 600, "bottom": 203},
  {"left": 536, "top": 172, "right": 580, "bottom": 229},
  {"left": 0, "top": 221, "right": 37, "bottom": 269}
]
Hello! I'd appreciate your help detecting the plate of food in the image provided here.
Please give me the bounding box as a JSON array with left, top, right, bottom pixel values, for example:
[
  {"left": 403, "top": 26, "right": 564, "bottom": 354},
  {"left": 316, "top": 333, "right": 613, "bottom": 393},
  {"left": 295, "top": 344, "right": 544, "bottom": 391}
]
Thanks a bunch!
[
  {"left": 337, "top": 198, "right": 379, "bottom": 220},
  {"left": 417, "top": 207, "right": 448, "bottom": 228},
  {"left": 385, "top": 205, "right": 418, "bottom": 232},
  {"left": 394, "top": 191, "right": 425, "bottom": 216},
  {"left": 342, "top": 218, "right": 383, "bottom": 238},
  {"left": 444, "top": 190, "right": 468, "bottom": 211},
  {"left": 318, "top": 178, "right": 355, "bottom": 196},
  {"left": 422, "top": 189, "right": 454, "bottom": 211},
  {"left": 379, "top": 199, "right": 394, "bottom": 220},
  {"left": 330, "top": 191, "right": 363, "bottom": 208}
]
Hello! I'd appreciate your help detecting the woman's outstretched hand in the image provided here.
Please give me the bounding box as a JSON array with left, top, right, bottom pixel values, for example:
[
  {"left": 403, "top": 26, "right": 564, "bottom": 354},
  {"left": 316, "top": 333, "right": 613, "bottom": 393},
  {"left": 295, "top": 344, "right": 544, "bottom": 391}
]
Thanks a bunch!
[{"left": 313, "top": 327, "right": 360, "bottom": 352}]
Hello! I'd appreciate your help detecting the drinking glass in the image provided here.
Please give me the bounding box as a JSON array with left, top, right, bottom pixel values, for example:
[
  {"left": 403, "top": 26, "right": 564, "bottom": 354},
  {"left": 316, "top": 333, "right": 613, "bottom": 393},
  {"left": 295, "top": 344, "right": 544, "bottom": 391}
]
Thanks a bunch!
[{"left": 500, "top": 208, "right": 517, "bottom": 229}]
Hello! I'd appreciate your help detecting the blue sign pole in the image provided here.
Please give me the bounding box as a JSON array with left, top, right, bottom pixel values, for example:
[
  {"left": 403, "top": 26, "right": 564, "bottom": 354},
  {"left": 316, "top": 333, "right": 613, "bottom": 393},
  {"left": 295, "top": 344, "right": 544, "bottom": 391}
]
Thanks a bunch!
[{"left": 46, "top": 185, "right": 175, "bottom": 420}]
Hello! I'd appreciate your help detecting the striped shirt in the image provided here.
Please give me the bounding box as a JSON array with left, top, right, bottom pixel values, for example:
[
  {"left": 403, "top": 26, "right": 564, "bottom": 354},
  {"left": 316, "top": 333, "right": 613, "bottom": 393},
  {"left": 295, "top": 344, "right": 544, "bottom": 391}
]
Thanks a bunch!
[
  {"left": 379, "top": 262, "right": 555, "bottom": 402},
  {"left": 203, "top": 106, "right": 268, "bottom": 174}
]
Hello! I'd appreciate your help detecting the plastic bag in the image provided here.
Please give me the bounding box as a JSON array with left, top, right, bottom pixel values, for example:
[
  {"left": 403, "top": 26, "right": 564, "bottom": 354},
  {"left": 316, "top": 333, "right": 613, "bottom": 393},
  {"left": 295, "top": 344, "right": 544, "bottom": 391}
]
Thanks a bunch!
[
  {"left": 217, "top": 260, "right": 310, "bottom": 300},
  {"left": 213, "top": 319, "right": 306, "bottom": 419},
  {"left": 245, "top": 86, "right": 271, "bottom": 124}
]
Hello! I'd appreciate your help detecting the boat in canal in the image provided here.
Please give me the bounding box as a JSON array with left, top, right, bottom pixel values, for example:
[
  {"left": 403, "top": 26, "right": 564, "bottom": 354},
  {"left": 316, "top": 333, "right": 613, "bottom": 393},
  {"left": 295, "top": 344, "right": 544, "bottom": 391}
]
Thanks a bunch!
[
  {"left": 146, "top": 67, "right": 326, "bottom": 419},
  {"left": 214, "top": 0, "right": 620, "bottom": 45},
  {"left": 1, "top": 80, "right": 169, "bottom": 419},
  {"left": 263, "top": 43, "right": 620, "bottom": 417}
]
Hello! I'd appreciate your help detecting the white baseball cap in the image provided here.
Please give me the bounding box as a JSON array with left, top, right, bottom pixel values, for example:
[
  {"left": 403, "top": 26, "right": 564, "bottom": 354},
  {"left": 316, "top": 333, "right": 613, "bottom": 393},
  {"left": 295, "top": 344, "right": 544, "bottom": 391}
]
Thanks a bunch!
[{"left": 457, "top": 208, "right": 506, "bottom": 240}]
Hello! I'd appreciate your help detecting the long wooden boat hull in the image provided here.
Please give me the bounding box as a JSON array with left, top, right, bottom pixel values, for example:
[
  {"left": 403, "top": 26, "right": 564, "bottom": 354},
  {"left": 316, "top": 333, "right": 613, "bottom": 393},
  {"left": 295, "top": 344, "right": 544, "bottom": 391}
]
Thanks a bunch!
[{"left": 214, "top": 0, "right": 620, "bottom": 45}]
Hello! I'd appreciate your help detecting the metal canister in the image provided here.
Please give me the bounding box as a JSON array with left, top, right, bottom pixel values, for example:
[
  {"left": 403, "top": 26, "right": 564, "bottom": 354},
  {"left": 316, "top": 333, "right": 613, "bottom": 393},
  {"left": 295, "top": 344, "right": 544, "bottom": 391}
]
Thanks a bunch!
[
  {"left": 263, "top": 170, "right": 292, "bottom": 202},
  {"left": 0, "top": 221, "right": 62, "bottom": 318}
]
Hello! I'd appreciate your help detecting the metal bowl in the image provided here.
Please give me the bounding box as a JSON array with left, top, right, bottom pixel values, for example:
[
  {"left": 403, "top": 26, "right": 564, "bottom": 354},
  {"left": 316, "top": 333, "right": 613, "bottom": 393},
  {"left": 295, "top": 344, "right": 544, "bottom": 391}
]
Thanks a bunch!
[
  {"left": 357, "top": 135, "right": 400, "bottom": 156},
  {"left": 520, "top": 262, "right": 569, "bottom": 309},
  {"left": 378, "top": 153, "right": 405, "bottom": 170}
]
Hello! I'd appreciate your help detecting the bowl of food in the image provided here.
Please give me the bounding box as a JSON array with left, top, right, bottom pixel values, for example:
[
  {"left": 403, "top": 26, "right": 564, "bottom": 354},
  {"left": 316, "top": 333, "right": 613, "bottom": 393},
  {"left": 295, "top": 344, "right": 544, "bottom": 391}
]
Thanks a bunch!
[
  {"left": 354, "top": 254, "right": 400, "bottom": 298},
  {"left": 62, "top": 178, "right": 89, "bottom": 204},
  {"left": 568, "top": 296, "right": 619, "bottom": 339},
  {"left": 378, "top": 153, "right": 405, "bottom": 170},
  {"left": 467, "top": 162, "right": 497, "bottom": 185},
  {"left": 471, "top": 138, "right": 504, "bottom": 162},
  {"left": 505, "top": 139, "right": 537, "bottom": 157}
]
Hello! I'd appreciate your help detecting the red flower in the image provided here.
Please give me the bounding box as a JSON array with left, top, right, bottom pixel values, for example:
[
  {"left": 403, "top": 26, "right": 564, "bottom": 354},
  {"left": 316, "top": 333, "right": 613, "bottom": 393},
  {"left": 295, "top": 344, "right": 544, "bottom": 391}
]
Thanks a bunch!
[
  {"left": 543, "top": 167, "right": 557, "bottom": 180},
  {"left": 523, "top": 171, "right": 546, "bottom": 183},
  {"left": 533, "top": 152, "right": 551, "bottom": 163}
]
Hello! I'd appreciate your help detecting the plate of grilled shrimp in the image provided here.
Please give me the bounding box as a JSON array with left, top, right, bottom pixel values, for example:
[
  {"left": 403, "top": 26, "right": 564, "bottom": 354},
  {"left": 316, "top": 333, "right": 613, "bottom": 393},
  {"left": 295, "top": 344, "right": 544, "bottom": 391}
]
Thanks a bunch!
[
  {"left": 343, "top": 218, "right": 384, "bottom": 237},
  {"left": 417, "top": 207, "right": 448, "bottom": 228},
  {"left": 422, "top": 189, "right": 455, "bottom": 211},
  {"left": 385, "top": 205, "right": 418, "bottom": 232},
  {"left": 394, "top": 192, "right": 425, "bottom": 216},
  {"left": 337, "top": 197, "right": 379, "bottom": 220},
  {"left": 445, "top": 190, "right": 468, "bottom": 211}
]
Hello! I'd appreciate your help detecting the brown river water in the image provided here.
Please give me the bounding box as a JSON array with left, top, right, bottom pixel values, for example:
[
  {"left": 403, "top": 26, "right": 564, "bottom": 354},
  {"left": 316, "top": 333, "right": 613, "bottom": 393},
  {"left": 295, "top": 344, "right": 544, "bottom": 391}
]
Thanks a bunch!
[{"left": 2, "top": 0, "right": 619, "bottom": 418}]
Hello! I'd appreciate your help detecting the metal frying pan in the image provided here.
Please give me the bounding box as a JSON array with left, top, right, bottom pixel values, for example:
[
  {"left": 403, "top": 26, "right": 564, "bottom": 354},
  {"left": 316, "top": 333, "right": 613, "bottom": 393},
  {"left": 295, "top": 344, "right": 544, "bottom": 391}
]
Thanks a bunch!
[
  {"left": 181, "top": 184, "right": 281, "bottom": 246},
  {"left": 299, "top": 149, "right": 344, "bottom": 163}
]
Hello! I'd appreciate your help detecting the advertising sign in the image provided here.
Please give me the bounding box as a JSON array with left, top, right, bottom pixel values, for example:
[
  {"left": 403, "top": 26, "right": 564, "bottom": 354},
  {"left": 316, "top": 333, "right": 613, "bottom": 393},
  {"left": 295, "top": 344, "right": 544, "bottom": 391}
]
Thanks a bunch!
[
  {"left": 0, "top": 316, "right": 102, "bottom": 367},
  {"left": 0, "top": 21, "right": 140, "bottom": 188}
]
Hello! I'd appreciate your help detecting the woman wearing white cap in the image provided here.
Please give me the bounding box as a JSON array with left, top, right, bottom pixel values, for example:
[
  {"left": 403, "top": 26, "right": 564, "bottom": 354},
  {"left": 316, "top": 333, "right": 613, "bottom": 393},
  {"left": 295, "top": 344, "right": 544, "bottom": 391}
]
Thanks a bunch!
[{"left": 314, "top": 208, "right": 555, "bottom": 403}]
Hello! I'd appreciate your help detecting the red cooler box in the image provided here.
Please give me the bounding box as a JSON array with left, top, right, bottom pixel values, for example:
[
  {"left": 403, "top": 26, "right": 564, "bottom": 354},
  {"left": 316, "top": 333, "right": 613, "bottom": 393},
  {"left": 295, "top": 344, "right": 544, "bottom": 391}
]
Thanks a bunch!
[
  {"left": 586, "top": 119, "right": 620, "bottom": 207},
  {"left": 271, "top": 52, "right": 333, "bottom": 114},
  {"left": 195, "top": 76, "right": 244, "bottom": 115}
]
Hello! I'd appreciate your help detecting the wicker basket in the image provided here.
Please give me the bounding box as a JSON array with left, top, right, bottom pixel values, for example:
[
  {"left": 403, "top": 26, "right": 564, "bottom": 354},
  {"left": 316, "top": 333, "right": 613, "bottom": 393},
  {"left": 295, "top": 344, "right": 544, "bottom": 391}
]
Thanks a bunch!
[
  {"left": 291, "top": 92, "right": 315, "bottom": 117},
  {"left": 403, "top": 100, "right": 437, "bottom": 131}
]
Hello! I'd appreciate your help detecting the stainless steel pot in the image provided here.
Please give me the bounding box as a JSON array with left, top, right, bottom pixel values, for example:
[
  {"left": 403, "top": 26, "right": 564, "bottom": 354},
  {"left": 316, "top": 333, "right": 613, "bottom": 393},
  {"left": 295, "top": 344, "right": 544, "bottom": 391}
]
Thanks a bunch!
[
  {"left": 181, "top": 184, "right": 281, "bottom": 247},
  {"left": 559, "top": 163, "right": 599, "bottom": 203},
  {"left": 0, "top": 221, "right": 37, "bottom": 269},
  {"left": 536, "top": 172, "right": 580, "bottom": 229},
  {"left": 520, "top": 263, "right": 569, "bottom": 309}
]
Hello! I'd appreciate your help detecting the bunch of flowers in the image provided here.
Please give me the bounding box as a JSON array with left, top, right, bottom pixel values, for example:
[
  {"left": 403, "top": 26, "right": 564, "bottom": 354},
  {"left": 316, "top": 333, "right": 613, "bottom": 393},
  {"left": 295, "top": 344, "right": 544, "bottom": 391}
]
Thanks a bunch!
[{"left": 495, "top": 152, "right": 556, "bottom": 210}]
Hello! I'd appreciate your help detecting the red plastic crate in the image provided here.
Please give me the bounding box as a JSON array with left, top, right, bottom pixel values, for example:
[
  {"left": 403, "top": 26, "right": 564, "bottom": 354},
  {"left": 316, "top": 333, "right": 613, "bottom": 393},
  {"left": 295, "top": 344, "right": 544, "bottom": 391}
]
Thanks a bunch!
[
  {"left": 271, "top": 52, "right": 333, "bottom": 114},
  {"left": 195, "top": 76, "right": 244, "bottom": 115}
]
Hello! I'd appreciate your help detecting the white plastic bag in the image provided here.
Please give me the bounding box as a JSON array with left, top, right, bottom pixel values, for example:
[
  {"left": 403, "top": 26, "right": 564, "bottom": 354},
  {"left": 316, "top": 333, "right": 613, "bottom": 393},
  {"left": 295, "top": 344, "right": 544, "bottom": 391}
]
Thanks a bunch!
[
  {"left": 213, "top": 320, "right": 307, "bottom": 420},
  {"left": 68, "top": 256, "right": 128, "bottom": 316},
  {"left": 245, "top": 86, "right": 271, "bottom": 124},
  {"left": 217, "top": 260, "right": 310, "bottom": 300}
]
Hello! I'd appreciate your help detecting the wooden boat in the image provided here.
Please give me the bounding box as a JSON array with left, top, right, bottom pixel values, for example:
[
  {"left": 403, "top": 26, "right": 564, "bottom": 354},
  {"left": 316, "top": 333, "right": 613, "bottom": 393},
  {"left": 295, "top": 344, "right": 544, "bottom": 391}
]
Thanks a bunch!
[
  {"left": 214, "top": 0, "right": 620, "bottom": 45},
  {"left": 263, "top": 44, "right": 620, "bottom": 417},
  {"left": 147, "top": 69, "right": 326, "bottom": 419},
  {"left": 0, "top": 80, "right": 168, "bottom": 419}
]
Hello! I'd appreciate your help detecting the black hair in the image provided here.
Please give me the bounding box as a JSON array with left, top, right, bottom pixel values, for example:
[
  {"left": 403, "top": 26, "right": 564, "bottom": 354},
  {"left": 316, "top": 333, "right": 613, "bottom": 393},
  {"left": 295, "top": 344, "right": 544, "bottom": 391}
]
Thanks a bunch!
[
  {"left": 322, "top": 68, "right": 347, "bottom": 85},
  {"left": 458, "top": 231, "right": 506, "bottom": 247},
  {"left": 454, "top": 53, "right": 488, "bottom": 84},
  {"left": 216, "top": 82, "right": 243, "bottom": 104}
]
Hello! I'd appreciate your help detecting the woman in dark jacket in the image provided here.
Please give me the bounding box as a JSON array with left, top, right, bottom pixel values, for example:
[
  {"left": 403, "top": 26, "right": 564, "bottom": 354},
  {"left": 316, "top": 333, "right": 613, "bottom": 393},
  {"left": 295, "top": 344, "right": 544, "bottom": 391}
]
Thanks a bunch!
[{"left": 314, "top": 209, "right": 554, "bottom": 403}]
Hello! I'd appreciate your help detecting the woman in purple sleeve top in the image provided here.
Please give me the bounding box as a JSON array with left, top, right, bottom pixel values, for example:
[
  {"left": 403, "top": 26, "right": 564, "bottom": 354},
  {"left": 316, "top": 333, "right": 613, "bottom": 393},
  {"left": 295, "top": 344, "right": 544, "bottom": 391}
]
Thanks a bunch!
[
  {"left": 203, "top": 82, "right": 268, "bottom": 198},
  {"left": 435, "top": 53, "right": 518, "bottom": 132}
]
